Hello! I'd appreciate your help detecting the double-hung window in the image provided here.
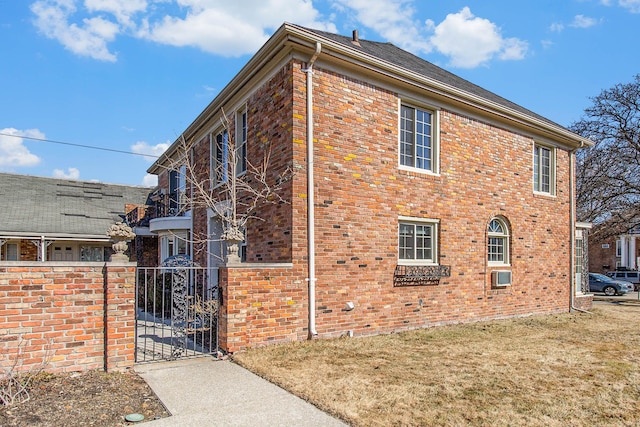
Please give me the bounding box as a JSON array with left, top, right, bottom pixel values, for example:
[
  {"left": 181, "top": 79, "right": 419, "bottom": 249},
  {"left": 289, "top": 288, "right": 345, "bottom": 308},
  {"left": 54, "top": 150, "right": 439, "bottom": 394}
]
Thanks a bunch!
[
  {"left": 211, "top": 130, "right": 229, "bottom": 186},
  {"left": 236, "top": 110, "right": 247, "bottom": 176},
  {"left": 533, "top": 143, "right": 555, "bottom": 194},
  {"left": 398, "top": 218, "right": 438, "bottom": 264},
  {"left": 400, "top": 104, "right": 437, "bottom": 173},
  {"left": 169, "top": 164, "right": 186, "bottom": 215},
  {"left": 488, "top": 218, "right": 509, "bottom": 265}
]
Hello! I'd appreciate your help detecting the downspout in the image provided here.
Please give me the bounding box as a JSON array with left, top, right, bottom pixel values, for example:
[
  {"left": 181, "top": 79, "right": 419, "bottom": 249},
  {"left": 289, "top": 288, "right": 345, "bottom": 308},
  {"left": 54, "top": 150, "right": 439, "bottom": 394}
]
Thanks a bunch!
[
  {"left": 570, "top": 144, "right": 591, "bottom": 314},
  {"left": 304, "top": 42, "right": 321, "bottom": 338}
]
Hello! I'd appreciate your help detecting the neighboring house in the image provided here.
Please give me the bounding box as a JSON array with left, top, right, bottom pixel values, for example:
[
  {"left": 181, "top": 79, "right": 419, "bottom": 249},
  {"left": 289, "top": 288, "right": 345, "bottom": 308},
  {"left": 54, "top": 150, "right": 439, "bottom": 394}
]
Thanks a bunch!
[
  {"left": 144, "top": 23, "right": 594, "bottom": 353},
  {"left": 589, "top": 223, "right": 640, "bottom": 273},
  {"left": 0, "top": 172, "right": 154, "bottom": 263}
]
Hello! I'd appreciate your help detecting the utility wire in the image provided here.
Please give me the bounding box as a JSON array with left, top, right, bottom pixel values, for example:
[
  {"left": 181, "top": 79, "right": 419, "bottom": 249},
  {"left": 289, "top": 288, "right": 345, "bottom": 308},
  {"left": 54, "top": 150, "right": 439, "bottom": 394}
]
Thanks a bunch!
[{"left": 0, "top": 132, "right": 159, "bottom": 158}]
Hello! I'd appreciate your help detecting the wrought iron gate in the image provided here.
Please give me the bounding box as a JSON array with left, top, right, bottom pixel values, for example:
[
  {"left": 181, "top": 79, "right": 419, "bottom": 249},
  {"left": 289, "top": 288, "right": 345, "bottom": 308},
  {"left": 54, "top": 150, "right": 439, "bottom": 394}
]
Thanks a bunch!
[{"left": 135, "top": 256, "right": 218, "bottom": 363}]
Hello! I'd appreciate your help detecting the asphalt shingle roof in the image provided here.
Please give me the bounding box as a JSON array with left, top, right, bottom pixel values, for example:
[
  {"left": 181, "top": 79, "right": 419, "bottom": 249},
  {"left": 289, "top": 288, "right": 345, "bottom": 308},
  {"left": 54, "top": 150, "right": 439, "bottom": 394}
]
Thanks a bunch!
[
  {"left": 0, "top": 173, "right": 152, "bottom": 238},
  {"left": 302, "top": 26, "right": 563, "bottom": 129}
]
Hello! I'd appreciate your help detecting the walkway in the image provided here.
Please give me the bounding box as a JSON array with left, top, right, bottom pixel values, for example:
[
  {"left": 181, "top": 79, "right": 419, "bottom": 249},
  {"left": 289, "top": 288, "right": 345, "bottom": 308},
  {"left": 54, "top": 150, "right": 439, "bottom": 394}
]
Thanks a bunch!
[{"left": 136, "top": 357, "right": 348, "bottom": 427}]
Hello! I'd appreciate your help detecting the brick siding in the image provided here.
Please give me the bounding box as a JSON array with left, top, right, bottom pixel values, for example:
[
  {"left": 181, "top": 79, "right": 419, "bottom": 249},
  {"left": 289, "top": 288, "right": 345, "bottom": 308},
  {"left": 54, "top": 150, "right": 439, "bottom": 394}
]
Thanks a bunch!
[
  {"left": 0, "top": 262, "right": 135, "bottom": 374},
  {"left": 162, "top": 59, "right": 586, "bottom": 352}
]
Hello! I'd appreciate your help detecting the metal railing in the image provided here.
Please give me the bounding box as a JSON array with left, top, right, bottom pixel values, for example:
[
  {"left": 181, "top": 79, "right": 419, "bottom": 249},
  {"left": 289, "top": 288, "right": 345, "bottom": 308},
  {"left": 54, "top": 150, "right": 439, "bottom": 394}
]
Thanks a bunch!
[{"left": 135, "top": 266, "right": 219, "bottom": 363}]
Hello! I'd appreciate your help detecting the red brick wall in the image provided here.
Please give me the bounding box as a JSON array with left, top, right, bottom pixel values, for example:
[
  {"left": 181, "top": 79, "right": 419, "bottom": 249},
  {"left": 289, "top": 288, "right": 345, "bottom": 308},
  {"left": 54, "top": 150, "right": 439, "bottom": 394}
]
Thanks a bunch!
[
  {"left": 214, "top": 59, "right": 578, "bottom": 351},
  {"left": 218, "top": 264, "right": 305, "bottom": 353},
  {"left": 0, "top": 262, "right": 135, "bottom": 374},
  {"left": 588, "top": 235, "right": 618, "bottom": 273},
  {"left": 186, "top": 64, "right": 296, "bottom": 267}
]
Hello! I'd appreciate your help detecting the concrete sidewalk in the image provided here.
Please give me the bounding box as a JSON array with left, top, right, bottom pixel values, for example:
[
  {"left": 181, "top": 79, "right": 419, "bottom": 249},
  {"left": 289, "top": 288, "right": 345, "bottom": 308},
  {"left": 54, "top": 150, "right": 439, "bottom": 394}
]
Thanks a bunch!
[{"left": 135, "top": 357, "right": 348, "bottom": 427}]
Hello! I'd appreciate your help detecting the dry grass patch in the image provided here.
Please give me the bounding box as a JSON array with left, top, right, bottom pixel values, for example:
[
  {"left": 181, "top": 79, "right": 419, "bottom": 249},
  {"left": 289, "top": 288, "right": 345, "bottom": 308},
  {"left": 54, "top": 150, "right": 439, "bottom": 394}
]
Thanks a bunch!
[{"left": 233, "top": 304, "right": 640, "bottom": 426}]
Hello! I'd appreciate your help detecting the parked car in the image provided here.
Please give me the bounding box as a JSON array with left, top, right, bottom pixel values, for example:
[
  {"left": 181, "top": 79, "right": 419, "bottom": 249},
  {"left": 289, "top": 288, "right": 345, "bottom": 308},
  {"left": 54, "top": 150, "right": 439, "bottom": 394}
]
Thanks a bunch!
[
  {"left": 588, "top": 273, "right": 634, "bottom": 296},
  {"left": 606, "top": 270, "right": 639, "bottom": 291}
]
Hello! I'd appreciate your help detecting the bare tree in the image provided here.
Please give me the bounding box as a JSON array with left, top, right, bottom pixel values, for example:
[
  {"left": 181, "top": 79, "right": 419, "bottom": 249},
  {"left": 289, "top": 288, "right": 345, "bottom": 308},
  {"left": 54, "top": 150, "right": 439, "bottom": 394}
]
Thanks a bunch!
[
  {"left": 571, "top": 74, "right": 640, "bottom": 241},
  {"left": 162, "top": 111, "right": 293, "bottom": 264}
]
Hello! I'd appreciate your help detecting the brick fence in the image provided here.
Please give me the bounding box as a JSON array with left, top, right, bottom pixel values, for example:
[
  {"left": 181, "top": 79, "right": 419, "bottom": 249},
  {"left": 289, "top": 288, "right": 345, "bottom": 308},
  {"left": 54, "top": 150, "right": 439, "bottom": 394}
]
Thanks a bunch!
[{"left": 0, "top": 262, "right": 136, "bottom": 374}]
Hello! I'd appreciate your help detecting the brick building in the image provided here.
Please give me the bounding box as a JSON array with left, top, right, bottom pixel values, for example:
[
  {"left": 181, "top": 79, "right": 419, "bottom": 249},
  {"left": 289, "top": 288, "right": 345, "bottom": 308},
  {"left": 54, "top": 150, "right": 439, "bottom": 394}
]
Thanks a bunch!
[
  {"left": 588, "top": 223, "right": 639, "bottom": 274},
  {"left": 145, "top": 23, "right": 594, "bottom": 352}
]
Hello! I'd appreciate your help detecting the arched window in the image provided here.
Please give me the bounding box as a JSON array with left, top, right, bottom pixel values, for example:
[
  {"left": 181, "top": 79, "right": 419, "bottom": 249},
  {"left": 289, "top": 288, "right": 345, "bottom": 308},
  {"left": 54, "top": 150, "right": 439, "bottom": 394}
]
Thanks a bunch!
[{"left": 488, "top": 218, "right": 509, "bottom": 265}]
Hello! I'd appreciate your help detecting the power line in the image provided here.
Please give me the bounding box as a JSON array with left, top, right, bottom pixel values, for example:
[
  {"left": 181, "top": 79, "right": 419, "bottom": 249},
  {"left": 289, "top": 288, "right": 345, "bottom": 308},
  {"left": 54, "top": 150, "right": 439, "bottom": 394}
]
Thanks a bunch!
[{"left": 0, "top": 132, "right": 159, "bottom": 158}]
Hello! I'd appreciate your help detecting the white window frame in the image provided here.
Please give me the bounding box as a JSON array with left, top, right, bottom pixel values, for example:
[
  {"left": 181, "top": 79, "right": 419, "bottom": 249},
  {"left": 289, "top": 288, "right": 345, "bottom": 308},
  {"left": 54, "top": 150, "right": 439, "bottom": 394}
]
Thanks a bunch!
[
  {"left": 398, "top": 102, "right": 439, "bottom": 175},
  {"left": 533, "top": 143, "right": 556, "bottom": 195},
  {"left": 488, "top": 217, "right": 510, "bottom": 266},
  {"left": 616, "top": 239, "right": 621, "bottom": 258},
  {"left": 160, "top": 232, "right": 189, "bottom": 262},
  {"left": 398, "top": 216, "right": 439, "bottom": 265}
]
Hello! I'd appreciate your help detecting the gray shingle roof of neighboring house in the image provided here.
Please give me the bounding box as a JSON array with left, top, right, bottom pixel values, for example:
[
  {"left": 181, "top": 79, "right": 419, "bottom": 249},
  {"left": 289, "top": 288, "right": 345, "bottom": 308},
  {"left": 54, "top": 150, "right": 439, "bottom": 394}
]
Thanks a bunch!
[
  {"left": 302, "top": 26, "right": 561, "bottom": 129},
  {"left": 0, "top": 173, "right": 153, "bottom": 240}
]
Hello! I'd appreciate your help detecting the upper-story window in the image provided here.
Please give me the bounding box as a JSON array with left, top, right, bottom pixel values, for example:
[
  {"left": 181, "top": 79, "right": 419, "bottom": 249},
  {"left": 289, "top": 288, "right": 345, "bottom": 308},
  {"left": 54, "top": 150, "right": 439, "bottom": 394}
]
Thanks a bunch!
[
  {"left": 399, "top": 104, "right": 438, "bottom": 173},
  {"left": 398, "top": 217, "right": 438, "bottom": 264},
  {"left": 488, "top": 217, "right": 510, "bottom": 265},
  {"left": 211, "top": 129, "right": 229, "bottom": 187},
  {"left": 169, "top": 164, "right": 186, "bottom": 215},
  {"left": 533, "top": 143, "right": 555, "bottom": 195},
  {"left": 236, "top": 109, "right": 247, "bottom": 176}
]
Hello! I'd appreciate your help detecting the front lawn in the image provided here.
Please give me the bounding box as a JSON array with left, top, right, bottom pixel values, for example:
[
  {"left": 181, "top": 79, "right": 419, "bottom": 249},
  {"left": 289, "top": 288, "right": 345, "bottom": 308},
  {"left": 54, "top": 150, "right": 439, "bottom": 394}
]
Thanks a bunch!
[{"left": 234, "top": 303, "right": 640, "bottom": 426}]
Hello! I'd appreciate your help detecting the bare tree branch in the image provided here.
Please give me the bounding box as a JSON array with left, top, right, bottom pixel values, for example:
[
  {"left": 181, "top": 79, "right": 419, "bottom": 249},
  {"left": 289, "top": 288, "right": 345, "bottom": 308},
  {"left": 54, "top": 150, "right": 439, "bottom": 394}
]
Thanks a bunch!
[
  {"left": 159, "top": 110, "right": 294, "bottom": 263},
  {"left": 571, "top": 75, "right": 640, "bottom": 241}
]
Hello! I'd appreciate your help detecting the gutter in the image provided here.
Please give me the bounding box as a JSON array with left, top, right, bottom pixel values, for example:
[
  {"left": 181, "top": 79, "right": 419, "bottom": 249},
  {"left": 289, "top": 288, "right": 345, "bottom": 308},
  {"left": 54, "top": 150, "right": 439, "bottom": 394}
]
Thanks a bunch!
[{"left": 303, "top": 42, "right": 321, "bottom": 338}]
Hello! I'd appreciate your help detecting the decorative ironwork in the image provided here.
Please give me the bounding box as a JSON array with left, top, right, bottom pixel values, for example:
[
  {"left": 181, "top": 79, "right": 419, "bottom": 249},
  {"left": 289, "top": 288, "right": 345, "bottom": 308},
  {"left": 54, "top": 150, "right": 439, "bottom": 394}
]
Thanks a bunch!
[
  {"left": 393, "top": 264, "right": 451, "bottom": 287},
  {"left": 134, "top": 257, "right": 218, "bottom": 363},
  {"left": 162, "top": 255, "right": 195, "bottom": 359}
]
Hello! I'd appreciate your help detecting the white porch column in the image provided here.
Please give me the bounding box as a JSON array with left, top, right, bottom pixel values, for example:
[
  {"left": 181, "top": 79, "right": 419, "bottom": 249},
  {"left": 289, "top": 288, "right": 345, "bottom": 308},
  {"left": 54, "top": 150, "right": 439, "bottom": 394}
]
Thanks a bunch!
[
  {"left": 620, "top": 235, "right": 628, "bottom": 268},
  {"left": 630, "top": 235, "right": 637, "bottom": 269}
]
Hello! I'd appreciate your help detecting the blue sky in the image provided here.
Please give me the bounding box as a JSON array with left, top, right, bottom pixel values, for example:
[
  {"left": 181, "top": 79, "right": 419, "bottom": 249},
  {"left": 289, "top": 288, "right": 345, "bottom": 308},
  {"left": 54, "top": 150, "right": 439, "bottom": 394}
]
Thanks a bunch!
[{"left": 1, "top": 0, "right": 639, "bottom": 186}]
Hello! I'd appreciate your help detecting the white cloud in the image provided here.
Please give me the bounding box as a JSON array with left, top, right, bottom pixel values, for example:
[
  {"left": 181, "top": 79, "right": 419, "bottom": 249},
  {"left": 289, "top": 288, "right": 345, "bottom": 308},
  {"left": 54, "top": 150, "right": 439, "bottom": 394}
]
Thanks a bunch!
[
  {"left": 570, "top": 14, "right": 598, "bottom": 28},
  {"left": 619, "top": 0, "right": 640, "bottom": 12},
  {"left": 53, "top": 167, "right": 80, "bottom": 179},
  {"left": 428, "top": 7, "right": 528, "bottom": 68},
  {"left": 332, "top": 0, "right": 431, "bottom": 54},
  {"left": 84, "top": 0, "right": 147, "bottom": 27},
  {"left": 28, "top": 0, "right": 527, "bottom": 69},
  {"left": 30, "top": 0, "right": 336, "bottom": 60},
  {"left": 550, "top": 22, "right": 564, "bottom": 32},
  {"left": 541, "top": 39, "right": 555, "bottom": 49},
  {"left": 600, "top": 0, "right": 640, "bottom": 12},
  {"left": 137, "top": 0, "right": 336, "bottom": 56},
  {"left": 31, "top": 0, "right": 119, "bottom": 61},
  {"left": 0, "top": 128, "right": 43, "bottom": 168},
  {"left": 142, "top": 173, "right": 158, "bottom": 187},
  {"left": 131, "top": 140, "right": 170, "bottom": 162}
]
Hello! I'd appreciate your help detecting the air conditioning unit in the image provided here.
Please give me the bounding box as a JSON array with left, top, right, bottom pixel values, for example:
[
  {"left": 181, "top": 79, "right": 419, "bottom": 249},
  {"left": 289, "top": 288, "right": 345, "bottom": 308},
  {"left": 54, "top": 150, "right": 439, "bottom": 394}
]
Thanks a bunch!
[{"left": 491, "top": 270, "right": 512, "bottom": 287}]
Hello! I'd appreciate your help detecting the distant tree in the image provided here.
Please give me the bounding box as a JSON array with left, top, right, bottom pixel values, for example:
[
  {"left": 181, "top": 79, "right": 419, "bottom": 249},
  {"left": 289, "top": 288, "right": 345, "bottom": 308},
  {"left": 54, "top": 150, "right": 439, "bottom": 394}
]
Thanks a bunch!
[{"left": 571, "top": 74, "right": 640, "bottom": 241}]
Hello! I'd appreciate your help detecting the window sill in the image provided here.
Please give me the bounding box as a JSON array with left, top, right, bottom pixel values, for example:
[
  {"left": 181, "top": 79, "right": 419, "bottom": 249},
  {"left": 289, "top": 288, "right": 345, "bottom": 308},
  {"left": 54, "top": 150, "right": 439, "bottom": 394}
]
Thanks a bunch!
[
  {"left": 533, "top": 191, "right": 556, "bottom": 198},
  {"left": 397, "top": 261, "right": 438, "bottom": 266},
  {"left": 398, "top": 165, "right": 440, "bottom": 176}
]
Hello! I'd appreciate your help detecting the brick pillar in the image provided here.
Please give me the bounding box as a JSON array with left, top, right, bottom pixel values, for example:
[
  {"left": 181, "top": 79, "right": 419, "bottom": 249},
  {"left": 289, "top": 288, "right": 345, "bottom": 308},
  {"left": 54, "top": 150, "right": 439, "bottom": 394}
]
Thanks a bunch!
[
  {"left": 218, "top": 267, "right": 230, "bottom": 353},
  {"left": 104, "top": 263, "right": 136, "bottom": 371}
]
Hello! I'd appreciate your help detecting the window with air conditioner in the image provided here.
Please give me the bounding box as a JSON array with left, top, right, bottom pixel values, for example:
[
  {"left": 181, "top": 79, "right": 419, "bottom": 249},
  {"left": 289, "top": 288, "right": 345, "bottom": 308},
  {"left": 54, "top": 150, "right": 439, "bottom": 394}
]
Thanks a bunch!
[{"left": 491, "top": 270, "right": 512, "bottom": 287}]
